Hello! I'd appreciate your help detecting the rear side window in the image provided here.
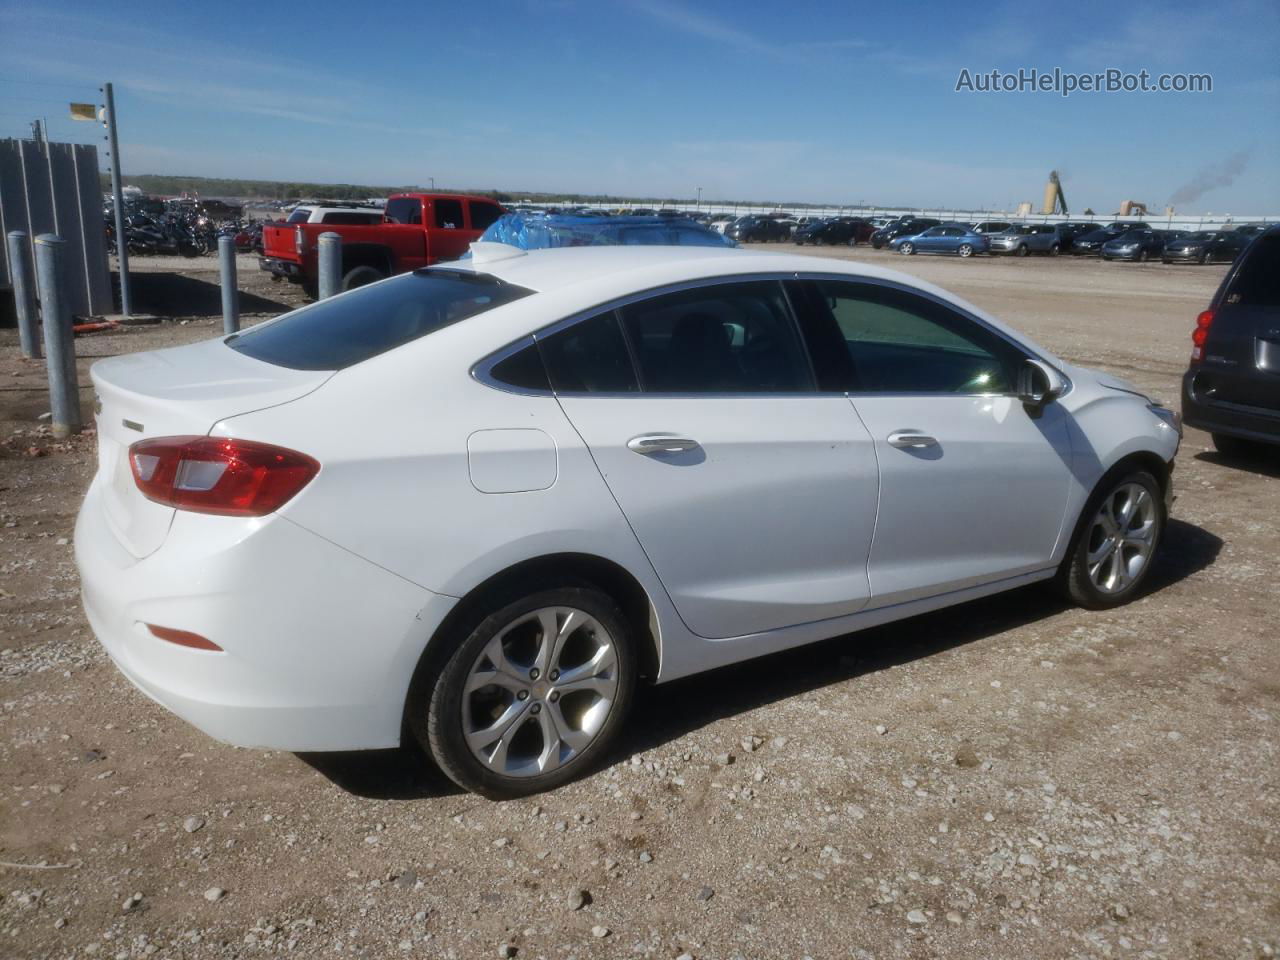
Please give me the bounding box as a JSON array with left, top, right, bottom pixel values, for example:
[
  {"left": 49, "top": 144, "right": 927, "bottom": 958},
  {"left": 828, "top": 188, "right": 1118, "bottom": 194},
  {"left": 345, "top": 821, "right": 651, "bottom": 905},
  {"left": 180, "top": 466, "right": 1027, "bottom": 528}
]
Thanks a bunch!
[
  {"left": 469, "top": 202, "right": 503, "bottom": 230},
  {"left": 538, "top": 312, "right": 638, "bottom": 393},
  {"left": 1227, "top": 234, "right": 1278, "bottom": 307},
  {"left": 435, "top": 199, "right": 464, "bottom": 228},
  {"left": 385, "top": 197, "right": 421, "bottom": 224},
  {"left": 228, "top": 272, "right": 532, "bottom": 371},
  {"left": 489, "top": 343, "right": 550, "bottom": 392}
]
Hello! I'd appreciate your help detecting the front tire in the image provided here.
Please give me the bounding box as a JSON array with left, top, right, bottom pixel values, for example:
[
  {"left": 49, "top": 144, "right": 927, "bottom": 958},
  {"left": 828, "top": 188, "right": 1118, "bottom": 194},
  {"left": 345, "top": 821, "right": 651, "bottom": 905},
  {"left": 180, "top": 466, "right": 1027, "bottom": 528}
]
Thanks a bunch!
[
  {"left": 1057, "top": 469, "right": 1165, "bottom": 610},
  {"left": 899, "top": 242, "right": 915, "bottom": 255},
  {"left": 1016, "top": 244, "right": 1030, "bottom": 257},
  {"left": 414, "top": 587, "right": 636, "bottom": 799}
]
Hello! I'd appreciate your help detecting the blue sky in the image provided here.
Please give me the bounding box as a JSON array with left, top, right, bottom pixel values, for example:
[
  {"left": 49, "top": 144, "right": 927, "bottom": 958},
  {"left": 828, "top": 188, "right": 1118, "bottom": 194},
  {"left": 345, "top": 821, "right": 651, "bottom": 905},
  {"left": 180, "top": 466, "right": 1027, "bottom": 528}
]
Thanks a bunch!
[{"left": 1, "top": 0, "right": 1276, "bottom": 212}]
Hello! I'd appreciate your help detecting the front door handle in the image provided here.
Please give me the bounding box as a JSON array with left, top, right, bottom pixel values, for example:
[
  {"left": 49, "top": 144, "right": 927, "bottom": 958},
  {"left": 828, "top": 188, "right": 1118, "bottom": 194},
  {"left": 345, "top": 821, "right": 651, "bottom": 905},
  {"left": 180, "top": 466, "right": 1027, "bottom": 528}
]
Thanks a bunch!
[
  {"left": 627, "top": 435, "right": 700, "bottom": 455},
  {"left": 887, "top": 430, "right": 938, "bottom": 449}
]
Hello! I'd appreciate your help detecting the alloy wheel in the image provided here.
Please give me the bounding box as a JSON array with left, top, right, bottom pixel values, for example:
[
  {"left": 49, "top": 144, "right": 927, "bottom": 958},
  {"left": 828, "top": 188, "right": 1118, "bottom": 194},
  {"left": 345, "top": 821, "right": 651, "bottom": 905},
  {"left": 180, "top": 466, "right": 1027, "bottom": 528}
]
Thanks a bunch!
[
  {"left": 1085, "top": 482, "right": 1157, "bottom": 594},
  {"left": 461, "top": 606, "right": 619, "bottom": 778}
]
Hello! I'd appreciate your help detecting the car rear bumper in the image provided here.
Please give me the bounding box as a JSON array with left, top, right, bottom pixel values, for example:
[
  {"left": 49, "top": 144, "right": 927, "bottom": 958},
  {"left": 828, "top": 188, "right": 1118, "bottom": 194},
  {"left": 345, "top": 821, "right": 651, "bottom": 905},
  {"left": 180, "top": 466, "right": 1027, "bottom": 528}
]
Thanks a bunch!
[
  {"left": 1181, "top": 369, "right": 1280, "bottom": 446},
  {"left": 75, "top": 479, "right": 456, "bottom": 751},
  {"left": 258, "top": 255, "right": 302, "bottom": 279}
]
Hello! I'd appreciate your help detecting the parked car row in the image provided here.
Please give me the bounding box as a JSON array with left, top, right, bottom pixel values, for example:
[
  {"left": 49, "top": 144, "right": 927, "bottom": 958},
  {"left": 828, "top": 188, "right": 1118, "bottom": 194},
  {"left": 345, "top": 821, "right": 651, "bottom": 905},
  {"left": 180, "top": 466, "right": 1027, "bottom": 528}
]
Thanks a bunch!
[{"left": 862, "top": 217, "right": 1268, "bottom": 264}]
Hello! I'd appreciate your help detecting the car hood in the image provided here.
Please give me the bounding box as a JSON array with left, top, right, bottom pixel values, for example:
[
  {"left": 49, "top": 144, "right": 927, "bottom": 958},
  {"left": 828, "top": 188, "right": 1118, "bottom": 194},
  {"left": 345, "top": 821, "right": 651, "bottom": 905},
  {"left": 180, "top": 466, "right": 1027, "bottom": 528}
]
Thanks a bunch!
[{"left": 1069, "top": 364, "right": 1152, "bottom": 403}]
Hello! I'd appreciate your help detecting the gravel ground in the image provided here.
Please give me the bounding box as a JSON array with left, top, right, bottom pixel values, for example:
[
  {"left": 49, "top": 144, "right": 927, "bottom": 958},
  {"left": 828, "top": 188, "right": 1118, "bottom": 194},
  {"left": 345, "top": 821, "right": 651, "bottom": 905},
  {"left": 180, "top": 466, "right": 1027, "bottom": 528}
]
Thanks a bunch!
[{"left": 1, "top": 247, "right": 1277, "bottom": 960}]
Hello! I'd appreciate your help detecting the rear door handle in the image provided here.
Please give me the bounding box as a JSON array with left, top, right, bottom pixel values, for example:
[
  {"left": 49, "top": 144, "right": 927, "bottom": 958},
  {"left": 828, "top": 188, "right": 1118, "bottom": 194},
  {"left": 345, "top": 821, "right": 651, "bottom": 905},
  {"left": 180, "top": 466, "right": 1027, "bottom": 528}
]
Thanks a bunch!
[
  {"left": 627, "top": 435, "right": 700, "bottom": 455},
  {"left": 887, "top": 430, "right": 938, "bottom": 449}
]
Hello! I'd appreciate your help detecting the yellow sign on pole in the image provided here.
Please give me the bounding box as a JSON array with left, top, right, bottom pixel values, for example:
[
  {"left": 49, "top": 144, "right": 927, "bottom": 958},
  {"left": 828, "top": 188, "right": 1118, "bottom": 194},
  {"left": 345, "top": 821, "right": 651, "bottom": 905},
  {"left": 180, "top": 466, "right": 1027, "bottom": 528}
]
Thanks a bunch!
[{"left": 69, "top": 102, "right": 98, "bottom": 122}]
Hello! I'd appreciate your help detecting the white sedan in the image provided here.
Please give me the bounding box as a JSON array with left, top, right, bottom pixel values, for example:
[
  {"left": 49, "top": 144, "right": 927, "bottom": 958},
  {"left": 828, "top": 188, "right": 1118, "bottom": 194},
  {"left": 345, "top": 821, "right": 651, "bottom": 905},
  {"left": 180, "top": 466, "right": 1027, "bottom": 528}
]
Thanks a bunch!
[{"left": 75, "top": 244, "right": 1180, "bottom": 798}]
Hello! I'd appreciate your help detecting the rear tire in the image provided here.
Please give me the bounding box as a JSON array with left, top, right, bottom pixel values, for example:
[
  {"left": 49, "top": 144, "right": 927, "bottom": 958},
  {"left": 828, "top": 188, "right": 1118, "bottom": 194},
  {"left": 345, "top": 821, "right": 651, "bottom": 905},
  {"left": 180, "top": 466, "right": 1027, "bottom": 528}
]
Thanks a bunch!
[
  {"left": 342, "top": 265, "right": 386, "bottom": 291},
  {"left": 1057, "top": 469, "right": 1165, "bottom": 610},
  {"left": 412, "top": 586, "right": 636, "bottom": 799},
  {"left": 1049, "top": 243, "right": 1061, "bottom": 256},
  {"left": 958, "top": 243, "right": 974, "bottom": 258}
]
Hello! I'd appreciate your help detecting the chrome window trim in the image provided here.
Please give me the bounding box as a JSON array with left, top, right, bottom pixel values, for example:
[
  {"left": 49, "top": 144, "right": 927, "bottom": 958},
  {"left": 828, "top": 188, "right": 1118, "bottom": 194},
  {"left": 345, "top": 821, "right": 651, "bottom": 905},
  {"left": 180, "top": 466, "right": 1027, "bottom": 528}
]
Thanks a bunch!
[{"left": 471, "top": 271, "right": 1071, "bottom": 400}]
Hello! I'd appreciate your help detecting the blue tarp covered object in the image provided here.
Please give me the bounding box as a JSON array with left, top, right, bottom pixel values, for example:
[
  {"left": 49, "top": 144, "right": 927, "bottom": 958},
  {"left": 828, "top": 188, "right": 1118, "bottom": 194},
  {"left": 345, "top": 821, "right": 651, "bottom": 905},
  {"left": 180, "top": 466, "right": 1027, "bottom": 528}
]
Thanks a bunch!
[{"left": 478, "top": 213, "right": 736, "bottom": 250}]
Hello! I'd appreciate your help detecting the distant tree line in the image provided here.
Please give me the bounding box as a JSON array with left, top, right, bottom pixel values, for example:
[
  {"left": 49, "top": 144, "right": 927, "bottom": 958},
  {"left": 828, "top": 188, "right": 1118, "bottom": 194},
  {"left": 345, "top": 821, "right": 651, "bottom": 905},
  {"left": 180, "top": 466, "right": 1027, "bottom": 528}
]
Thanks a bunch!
[{"left": 97, "top": 172, "right": 861, "bottom": 211}]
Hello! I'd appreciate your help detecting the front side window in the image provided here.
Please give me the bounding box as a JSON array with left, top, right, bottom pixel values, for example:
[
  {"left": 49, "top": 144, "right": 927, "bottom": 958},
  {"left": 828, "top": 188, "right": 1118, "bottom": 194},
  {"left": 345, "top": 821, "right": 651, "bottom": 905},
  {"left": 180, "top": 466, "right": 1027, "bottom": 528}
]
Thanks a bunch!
[
  {"left": 619, "top": 281, "right": 813, "bottom": 393},
  {"left": 228, "top": 271, "right": 531, "bottom": 371},
  {"left": 807, "top": 280, "right": 1023, "bottom": 394}
]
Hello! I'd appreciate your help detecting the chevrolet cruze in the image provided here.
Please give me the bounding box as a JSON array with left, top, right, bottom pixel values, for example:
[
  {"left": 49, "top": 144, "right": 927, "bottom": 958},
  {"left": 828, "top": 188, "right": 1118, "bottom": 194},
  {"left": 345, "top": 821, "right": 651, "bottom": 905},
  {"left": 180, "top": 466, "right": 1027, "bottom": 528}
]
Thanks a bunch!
[{"left": 76, "top": 244, "right": 1181, "bottom": 798}]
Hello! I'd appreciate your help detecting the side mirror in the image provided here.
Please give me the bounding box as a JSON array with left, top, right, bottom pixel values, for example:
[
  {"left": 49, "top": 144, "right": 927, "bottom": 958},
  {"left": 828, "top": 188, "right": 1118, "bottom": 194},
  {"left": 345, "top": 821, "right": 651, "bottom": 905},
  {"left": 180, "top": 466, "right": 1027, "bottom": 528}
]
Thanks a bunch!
[{"left": 1018, "top": 359, "right": 1065, "bottom": 415}]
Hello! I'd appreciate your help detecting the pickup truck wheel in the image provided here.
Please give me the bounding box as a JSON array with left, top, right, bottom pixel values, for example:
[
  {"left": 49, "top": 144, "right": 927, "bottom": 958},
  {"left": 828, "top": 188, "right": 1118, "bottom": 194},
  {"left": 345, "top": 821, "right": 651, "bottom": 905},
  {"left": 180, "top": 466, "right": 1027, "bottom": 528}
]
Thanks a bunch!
[{"left": 342, "top": 265, "right": 386, "bottom": 291}]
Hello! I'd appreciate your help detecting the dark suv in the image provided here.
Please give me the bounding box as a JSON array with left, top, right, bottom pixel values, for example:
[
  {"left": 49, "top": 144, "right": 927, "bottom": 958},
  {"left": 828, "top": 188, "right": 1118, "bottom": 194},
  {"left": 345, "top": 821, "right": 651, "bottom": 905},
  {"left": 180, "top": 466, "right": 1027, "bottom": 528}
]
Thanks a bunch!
[{"left": 1181, "top": 226, "right": 1278, "bottom": 455}]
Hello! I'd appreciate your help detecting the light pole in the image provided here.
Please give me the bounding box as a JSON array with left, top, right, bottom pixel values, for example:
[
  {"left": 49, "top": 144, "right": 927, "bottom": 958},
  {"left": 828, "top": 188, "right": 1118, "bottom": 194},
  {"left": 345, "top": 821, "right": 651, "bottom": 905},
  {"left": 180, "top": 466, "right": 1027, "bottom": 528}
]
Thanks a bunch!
[
  {"left": 696, "top": 186, "right": 702, "bottom": 211},
  {"left": 429, "top": 177, "right": 435, "bottom": 192}
]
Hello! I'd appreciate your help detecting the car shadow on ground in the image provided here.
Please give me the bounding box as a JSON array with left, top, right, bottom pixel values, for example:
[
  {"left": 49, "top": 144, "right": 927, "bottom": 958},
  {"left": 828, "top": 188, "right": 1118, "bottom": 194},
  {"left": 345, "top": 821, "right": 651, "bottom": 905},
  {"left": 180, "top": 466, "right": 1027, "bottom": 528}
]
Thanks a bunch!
[
  {"left": 298, "top": 517, "right": 1221, "bottom": 802},
  {"left": 1194, "top": 449, "right": 1280, "bottom": 478},
  {"left": 120, "top": 271, "right": 293, "bottom": 317}
]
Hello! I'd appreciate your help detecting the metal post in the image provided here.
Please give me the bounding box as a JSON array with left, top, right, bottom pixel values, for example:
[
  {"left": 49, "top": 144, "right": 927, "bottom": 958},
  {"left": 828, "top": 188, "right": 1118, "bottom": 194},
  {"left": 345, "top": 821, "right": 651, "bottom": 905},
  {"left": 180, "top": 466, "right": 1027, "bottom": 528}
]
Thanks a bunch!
[
  {"left": 317, "top": 232, "right": 341, "bottom": 300},
  {"left": 218, "top": 235, "right": 240, "bottom": 334},
  {"left": 103, "top": 82, "right": 132, "bottom": 318},
  {"left": 34, "top": 235, "right": 81, "bottom": 438},
  {"left": 7, "top": 231, "right": 41, "bottom": 359}
]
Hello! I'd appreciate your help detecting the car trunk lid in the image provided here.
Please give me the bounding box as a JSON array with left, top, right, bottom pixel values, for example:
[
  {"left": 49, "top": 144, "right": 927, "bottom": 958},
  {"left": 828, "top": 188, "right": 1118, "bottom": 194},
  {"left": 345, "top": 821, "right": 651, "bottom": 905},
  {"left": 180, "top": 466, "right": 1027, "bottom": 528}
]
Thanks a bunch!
[{"left": 91, "top": 337, "right": 332, "bottom": 558}]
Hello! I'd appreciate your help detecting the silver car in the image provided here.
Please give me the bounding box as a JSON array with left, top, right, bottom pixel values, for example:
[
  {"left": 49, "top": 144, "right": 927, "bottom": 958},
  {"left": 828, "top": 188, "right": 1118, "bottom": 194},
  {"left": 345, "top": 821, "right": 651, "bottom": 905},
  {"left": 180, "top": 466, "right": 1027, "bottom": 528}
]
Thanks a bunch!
[{"left": 989, "top": 224, "right": 1067, "bottom": 257}]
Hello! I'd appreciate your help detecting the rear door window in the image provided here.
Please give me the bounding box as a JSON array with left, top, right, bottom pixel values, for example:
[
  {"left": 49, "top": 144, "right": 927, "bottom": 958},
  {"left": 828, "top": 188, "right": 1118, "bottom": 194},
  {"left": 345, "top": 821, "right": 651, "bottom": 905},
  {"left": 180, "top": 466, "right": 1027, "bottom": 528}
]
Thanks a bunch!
[
  {"left": 538, "top": 312, "right": 639, "bottom": 393},
  {"left": 228, "top": 271, "right": 532, "bottom": 370},
  {"left": 618, "top": 281, "right": 813, "bottom": 393},
  {"left": 434, "top": 199, "right": 464, "bottom": 229}
]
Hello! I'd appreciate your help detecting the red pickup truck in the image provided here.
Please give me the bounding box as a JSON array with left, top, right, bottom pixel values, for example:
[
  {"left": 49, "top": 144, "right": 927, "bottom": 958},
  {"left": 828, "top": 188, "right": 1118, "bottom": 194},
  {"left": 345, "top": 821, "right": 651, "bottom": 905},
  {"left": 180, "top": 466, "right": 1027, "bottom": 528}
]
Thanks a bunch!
[{"left": 259, "top": 192, "right": 505, "bottom": 296}]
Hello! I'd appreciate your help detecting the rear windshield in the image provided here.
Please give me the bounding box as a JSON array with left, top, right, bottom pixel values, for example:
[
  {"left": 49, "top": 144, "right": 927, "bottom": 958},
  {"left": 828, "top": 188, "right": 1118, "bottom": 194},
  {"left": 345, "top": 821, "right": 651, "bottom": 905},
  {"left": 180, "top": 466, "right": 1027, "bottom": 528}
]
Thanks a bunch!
[
  {"left": 286, "top": 209, "right": 311, "bottom": 223},
  {"left": 227, "top": 271, "right": 533, "bottom": 370}
]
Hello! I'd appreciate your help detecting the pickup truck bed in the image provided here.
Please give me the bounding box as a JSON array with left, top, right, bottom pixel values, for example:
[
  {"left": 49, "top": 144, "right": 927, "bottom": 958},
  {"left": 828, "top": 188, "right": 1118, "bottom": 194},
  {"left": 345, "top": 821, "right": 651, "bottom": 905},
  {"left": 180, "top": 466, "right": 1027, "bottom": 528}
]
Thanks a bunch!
[{"left": 260, "top": 192, "right": 504, "bottom": 296}]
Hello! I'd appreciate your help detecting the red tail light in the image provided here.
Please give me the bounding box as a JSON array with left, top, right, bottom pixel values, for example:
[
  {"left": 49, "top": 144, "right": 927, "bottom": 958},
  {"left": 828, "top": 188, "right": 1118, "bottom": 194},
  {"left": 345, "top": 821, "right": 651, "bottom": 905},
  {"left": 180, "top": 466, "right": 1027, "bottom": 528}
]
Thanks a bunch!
[
  {"left": 146, "top": 624, "right": 222, "bottom": 652},
  {"left": 129, "top": 436, "right": 319, "bottom": 517},
  {"left": 1190, "top": 308, "right": 1214, "bottom": 362}
]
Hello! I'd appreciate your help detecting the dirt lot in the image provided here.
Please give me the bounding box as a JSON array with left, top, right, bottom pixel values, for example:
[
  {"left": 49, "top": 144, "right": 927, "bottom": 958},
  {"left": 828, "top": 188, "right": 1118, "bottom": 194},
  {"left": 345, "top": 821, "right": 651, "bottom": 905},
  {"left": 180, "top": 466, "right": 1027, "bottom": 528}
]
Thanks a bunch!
[{"left": 1, "top": 248, "right": 1277, "bottom": 960}]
